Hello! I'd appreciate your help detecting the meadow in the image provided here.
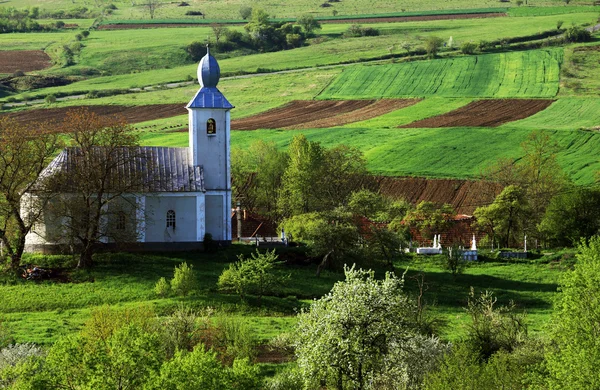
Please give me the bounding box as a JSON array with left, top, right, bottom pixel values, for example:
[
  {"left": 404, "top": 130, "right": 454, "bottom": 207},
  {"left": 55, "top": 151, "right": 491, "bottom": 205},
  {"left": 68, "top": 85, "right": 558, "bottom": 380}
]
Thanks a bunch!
[{"left": 0, "top": 246, "right": 566, "bottom": 345}]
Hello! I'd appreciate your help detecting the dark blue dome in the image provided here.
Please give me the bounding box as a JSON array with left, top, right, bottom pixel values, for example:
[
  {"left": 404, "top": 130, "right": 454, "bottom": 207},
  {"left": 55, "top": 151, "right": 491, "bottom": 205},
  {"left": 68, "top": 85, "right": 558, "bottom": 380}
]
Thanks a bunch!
[{"left": 197, "top": 46, "right": 220, "bottom": 88}]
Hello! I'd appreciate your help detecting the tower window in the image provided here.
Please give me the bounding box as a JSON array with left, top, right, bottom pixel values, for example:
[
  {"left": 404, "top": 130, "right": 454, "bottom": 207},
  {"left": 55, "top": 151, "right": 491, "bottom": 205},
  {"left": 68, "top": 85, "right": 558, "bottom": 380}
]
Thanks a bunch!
[
  {"left": 116, "top": 211, "right": 126, "bottom": 230},
  {"left": 207, "top": 118, "right": 216, "bottom": 135},
  {"left": 166, "top": 210, "right": 176, "bottom": 229}
]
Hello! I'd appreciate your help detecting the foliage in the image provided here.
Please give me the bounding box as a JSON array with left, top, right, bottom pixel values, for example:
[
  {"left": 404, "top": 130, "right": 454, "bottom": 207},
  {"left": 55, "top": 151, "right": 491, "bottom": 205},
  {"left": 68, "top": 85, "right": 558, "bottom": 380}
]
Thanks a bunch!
[
  {"left": 154, "top": 276, "right": 171, "bottom": 297},
  {"left": 539, "top": 187, "right": 600, "bottom": 246},
  {"left": 403, "top": 201, "right": 455, "bottom": 241},
  {"left": 44, "top": 94, "right": 56, "bottom": 104},
  {"left": 186, "top": 41, "right": 208, "bottom": 61},
  {"left": 344, "top": 24, "right": 380, "bottom": 37},
  {"left": 0, "top": 116, "right": 61, "bottom": 269},
  {"left": 461, "top": 41, "right": 477, "bottom": 54},
  {"left": 217, "top": 249, "right": 285, "bottom": 302},
  {"left": 564, "top": 25, "right": 591, "bottom": 42},
  {"left": 295, "top": 266, "right": 430, "bottom": 390},
  {"left": 0, "top": 343, "right": 43, "bottom": 370},
  {"left": 444, "top": 245, "right": 465, "bottom": 278},
  {"left": 424, "top": 36, "right": 444, "bottom": 57},
  {"left": 347, "top": 189, "right": 388, "bottom": 220},
  {"left": 320, "top": 49, "right": 562, "bottom": 99},
  {"left": 263, "top": 366, "right": 304, "bottom": 390},
  {"left": 170, "top": 262, "right": 197, "bottom": 297},
  {"left": 0, "top": 321, "right": 13, "bottom": 349},
  {"left": 160, "top": 305, "right": 205, "bottom": 359},
  {"left": 474, "top": 185, "right": 530, "bottom": 248},
  {"left": 465, "top": 288, "right": 527, "bottom": 362},
  {"left": 546, "top": 236, "right": 600, "bottom": 389},
  {"left": 239, "top": 6, "right": 253, "bottom": 19},
  {"left": 297, "top": 14, "right": 321, "bottom": 35},
  {"left": 210, "top": 317, "right": 258, "bottom": 364}
]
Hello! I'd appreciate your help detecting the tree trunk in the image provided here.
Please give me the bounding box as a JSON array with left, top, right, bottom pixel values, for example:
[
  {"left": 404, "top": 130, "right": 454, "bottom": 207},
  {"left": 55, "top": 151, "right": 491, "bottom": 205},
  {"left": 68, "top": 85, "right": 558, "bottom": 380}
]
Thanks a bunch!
[
  {"left": 316, "top": 250, "right": 333, "bottom": 277},
  {"left": 77, "top": 243, "right": 94, "bottom": 268}
]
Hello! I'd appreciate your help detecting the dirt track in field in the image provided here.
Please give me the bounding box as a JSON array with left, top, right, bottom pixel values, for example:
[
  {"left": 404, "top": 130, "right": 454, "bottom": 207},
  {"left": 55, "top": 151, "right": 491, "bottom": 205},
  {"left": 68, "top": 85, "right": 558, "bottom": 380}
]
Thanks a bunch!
[
  {"left": 376, "top": 176, "right": 503, "bottom": 214},
  {"left": 232, "top": 99, "right": 419, "bottom": 130},
  {"left": 399, "top": 99, "right": 555, "bottom": 128},
  {"left": 98, "top": 12, "right": 505, "bottom": 30},
  {"left": 0, "top": 50, "right": 52, "bottom": 73},
  {"left": 0, "top": 104, "right": 186, "bottom": 128}
]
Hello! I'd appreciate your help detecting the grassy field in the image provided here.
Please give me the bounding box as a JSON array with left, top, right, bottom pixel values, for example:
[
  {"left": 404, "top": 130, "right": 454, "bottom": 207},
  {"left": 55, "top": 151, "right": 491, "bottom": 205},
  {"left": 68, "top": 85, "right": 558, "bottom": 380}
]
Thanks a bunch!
[
  {"left": 560, "top": 43, "right": 600, "bottom": 96},
  {"left": 506, "top": 97, "right": 600, "bottom": 130},
  {"left": 0, "top": 246, "right": 566, "bottom": 345},
  {"left": 320, "top": 49, "right": 563, "bottom": 99}
]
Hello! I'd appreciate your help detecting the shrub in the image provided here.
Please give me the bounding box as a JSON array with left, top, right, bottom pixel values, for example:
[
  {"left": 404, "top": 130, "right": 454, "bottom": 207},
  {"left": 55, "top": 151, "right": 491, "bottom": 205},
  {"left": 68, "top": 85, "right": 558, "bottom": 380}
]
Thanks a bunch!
[
  {"left": 212, "top": 317, "right": 257, "bottom": 364},
  {"left": 170, "top": 262, "right": 197, "bottom": 297},
  {"left": 185, "top": 10, "right": 204, "bottom": 16},
  {"left": 0, "top": 321, "right": 14, "bottom": 349},
  {"left": 556, "top": 20, "right": 564, "bottom": 30},
  {"left": 444, "top": 245, "right": 466, "bottom": 278},
  {"left": 217, "top": 249, "right": 285, "bottom": 302},
  {"left": 74, "top": 33, "right": 82, "bottom": 41},
  {"left": 564, "top": 25, "right": 591, "bottom": 42},
  {"left": 54, "top": 20, "right": 65, "bottom": 29},
  {"left": 186, "top": 41, "right": 207, "bottom": 62},
  {"left": 160, "top": 305, "right": 203, "bottom": 358},
  {"left": 44, "top": 94, "right": 56, "bottom": 104},
  {"left": 344, "top": 24, "right": 380, "bottom": 37},
  {"left": 263, "top": 367, "right": 304, "bottom": 390},
  {"left": 461, "top": 41, "right": 477, "bottom": 54},
  {"left": 0, "top": 343, "right": 44, "bottom": 370},
  {"left": 154, "top": 277, "right": 170, "bottom": 297},
  {"left": 239, "top": 6, "right": 252, "bottom": 19},
  {"left": 424, "top": 36, "right": 444, "bottom": 57}
]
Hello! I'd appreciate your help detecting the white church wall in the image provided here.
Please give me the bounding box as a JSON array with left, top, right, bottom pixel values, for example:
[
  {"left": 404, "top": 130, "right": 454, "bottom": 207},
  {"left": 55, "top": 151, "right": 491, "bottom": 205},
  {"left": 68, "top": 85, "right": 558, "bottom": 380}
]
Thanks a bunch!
[{"left": 144, "top": 194, "right": 202, "bottom": 242}]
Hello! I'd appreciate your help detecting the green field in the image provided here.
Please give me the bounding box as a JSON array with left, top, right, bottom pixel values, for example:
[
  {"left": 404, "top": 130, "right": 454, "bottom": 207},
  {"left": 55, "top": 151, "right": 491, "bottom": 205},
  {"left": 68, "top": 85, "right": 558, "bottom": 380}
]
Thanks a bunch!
[
  {"left": 319, "top": 49, "right": 563, "bottom": 99},
  {"left": 507, "top": 97, "right": 600, "bottom": 130}
]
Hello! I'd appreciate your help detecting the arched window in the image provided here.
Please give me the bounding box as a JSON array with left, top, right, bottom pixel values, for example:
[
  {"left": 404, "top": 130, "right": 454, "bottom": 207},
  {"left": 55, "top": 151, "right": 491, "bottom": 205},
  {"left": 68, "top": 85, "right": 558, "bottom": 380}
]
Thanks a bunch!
[
  {"left": 206, "top": 118, "right": 216, "bottom": 135},
  {"left": 166, "top": 210, "right": 176, "bottom": 229},
  {"left": 116, "top": 211, "right": 126, "bottom": 230}
]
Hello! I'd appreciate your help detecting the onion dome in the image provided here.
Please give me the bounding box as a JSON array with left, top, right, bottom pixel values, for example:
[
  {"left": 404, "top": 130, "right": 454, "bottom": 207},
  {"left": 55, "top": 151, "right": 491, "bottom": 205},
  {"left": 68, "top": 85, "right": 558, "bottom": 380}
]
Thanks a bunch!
[{"left": 197, "top": 45, "right": 220, "bottom": 88}]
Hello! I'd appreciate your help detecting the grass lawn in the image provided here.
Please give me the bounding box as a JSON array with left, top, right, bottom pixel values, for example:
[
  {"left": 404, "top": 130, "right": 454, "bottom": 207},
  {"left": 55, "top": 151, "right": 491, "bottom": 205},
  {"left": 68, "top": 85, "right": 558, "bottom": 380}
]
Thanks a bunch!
[{"left": 0, "top": 246, "right": 568, "bottom": 346}]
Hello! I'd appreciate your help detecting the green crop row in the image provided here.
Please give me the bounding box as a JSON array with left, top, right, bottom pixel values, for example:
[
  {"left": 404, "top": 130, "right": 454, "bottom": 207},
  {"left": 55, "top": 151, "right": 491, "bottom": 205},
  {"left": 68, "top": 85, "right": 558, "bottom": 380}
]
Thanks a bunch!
[{"left": 319, "top": 49, "right": 563, "bottom": 99}]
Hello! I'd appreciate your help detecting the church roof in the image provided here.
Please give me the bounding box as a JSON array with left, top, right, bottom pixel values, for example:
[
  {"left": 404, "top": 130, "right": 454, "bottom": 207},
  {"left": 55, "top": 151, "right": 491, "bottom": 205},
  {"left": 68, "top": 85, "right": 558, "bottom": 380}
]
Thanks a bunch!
[{"left": 36, "top": 146, "right": 204, "bottom": 193}]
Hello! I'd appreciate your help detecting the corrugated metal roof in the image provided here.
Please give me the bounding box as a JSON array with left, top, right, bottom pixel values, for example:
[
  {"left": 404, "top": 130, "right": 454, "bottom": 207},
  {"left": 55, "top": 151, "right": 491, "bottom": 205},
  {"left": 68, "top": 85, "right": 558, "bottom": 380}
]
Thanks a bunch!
[
  {"left": 187, "top": 87, "right": 234, "bottom": 109},
  {"left": 36, "top": 146, "right": 204, "bottom": 193}
]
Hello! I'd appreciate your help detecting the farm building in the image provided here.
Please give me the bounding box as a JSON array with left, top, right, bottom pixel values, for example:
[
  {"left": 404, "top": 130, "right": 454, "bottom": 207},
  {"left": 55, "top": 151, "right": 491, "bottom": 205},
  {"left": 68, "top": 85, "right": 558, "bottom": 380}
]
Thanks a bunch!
[{"left": 23, "top": 49, "right": 233, "bottom": 252}]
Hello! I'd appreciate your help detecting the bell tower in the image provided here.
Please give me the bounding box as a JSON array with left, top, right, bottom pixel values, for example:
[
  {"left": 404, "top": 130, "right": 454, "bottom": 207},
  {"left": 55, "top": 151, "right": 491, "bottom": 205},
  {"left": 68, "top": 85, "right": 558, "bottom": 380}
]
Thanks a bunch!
[{"left": 186, "top": 46, "right": 233, "bottom": 242}]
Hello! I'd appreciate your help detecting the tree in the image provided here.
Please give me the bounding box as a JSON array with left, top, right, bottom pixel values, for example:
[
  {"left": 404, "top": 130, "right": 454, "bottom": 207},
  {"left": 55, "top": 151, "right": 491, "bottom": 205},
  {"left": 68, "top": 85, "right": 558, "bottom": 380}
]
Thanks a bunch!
[
  {"left": 144, "top": 0, "right": 163, "bottom": 19},
  {"left": 296, "top": 14, "right": 321, "bottom": 36},
  {"left": 217, "top": 249, "right": 285, "bottom": 303},
  {"left": 239, "top": 5, "right": 252, "bottom": 20},
  {"left": 564, "top": 25, "right": 591, "bottom": 42},
  {"left": 211, "top": 23, "right": 227, "bottom": 44},
  {"left": 0, "top": 117, "right": 61, "bottom": 269},
  {"left": 546, "top": 237, "right": 600, "bottom": 389},
  {"left": 231, "top": 140, "right": 287, "bottom": 220},
  {"left": 403, "top": 201, "right": 455, "bottom": 242},
  {"left": 474, "top": 185, "right": 530, "bottom": 248},
  {"left": 424, "top": 36, "right": 444, "bottom": 58},
  {"left": 45, "top": 108, "right": 147, "bottom": 268},
  {"left": 294, "top": 266, "right": 444, "bottom": 390},
  {"left": 170, "top": 262, "right": 197, "bottom": 297},
  {"left": 539, "top": 187, "right": 600, "bottom": 246}
]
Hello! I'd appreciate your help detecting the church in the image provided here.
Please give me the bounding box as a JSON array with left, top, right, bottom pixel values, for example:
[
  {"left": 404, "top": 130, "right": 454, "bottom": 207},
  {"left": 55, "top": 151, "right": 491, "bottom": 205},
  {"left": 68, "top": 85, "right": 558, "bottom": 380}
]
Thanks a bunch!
[{"left": 24, "top": 49, "right": 233, "bottom": 252}]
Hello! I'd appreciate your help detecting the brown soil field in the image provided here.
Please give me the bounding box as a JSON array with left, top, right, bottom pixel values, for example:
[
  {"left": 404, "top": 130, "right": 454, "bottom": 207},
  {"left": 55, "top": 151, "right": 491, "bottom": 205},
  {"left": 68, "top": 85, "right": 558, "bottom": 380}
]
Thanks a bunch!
[
  {"left": 283, "top": 99, "right": 421, "bottom": 129},
  {"left": 0, "top": 104, "right": 186, "bottom": 128},
  {"left": 0, "top": 50, "right": 52, "bottom": 74},
  {"left": 98, "top": 12, "right": 505, "bottom": 29},
  {"left": 376, "top": 176, "right": 503, "bottom": 215},
  {"left": 232, "top": 99, "right": 418, "bottom": 130},
  {"left": 399, "top": 99, "right": 554, "bottom": 128}
]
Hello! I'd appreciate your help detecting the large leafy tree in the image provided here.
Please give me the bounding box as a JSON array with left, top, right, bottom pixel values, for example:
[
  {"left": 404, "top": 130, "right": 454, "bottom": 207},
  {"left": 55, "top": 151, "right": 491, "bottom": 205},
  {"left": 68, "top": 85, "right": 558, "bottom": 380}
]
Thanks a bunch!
[
  {"left": 294, "top": 266, "right": 446, "bottom": 390},
  {"left": 474, "top": 185, "right": 530, "bottom": 248},
  {"left": 0, "top": 116, "right": 61, "bottom": 269},
  {"left": 403, "top": 201, "right": 455, "bottom": 242},
  {"left": 546, "top": 236, "right": 600, "bottom": 389}
]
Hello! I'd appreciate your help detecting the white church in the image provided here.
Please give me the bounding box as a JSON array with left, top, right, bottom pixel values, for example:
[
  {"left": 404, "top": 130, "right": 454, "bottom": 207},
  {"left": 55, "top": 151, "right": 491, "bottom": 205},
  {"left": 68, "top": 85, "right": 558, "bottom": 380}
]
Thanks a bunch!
[{"left": 24, "top": 49, "right": 233, "bottom": 252}]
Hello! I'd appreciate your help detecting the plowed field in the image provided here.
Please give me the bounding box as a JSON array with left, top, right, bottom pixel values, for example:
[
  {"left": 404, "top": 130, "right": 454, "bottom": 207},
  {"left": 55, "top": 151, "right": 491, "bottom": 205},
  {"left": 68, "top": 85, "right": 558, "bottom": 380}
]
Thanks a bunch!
[
  {"left": 376, "top": 176, "right": 503, "bottom": 214},
  {"left": 232, "top": 99, "right": 419, "bottom": 130},
  {"left": 399, "top": 99, "right": 554, "bottom": 128},
  {"left": 0, "top": 104, "right": 185, "bottom": 127},
  {"left": 0, "top": 50, "right": 52, "bottom": 73}
]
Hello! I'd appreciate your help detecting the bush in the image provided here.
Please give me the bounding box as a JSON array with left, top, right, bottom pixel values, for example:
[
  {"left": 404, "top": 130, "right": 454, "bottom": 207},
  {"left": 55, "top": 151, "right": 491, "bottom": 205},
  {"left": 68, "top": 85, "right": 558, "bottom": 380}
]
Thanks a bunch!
[
  {"left": 0, "top": 343, "right": 44, "bottom": 370},
  {"left": 154, "top": 277, "right": 170, "bottom": 297},
  {"left": 160, "top": 305, "right": 204, "bottom": 358},
  {"left": 185, "top": 10, "right": 204, "bottom": 16},
  {"left": 461, "top": 41, "right": 477, "bottom": 54},
  {"left": 0, "top": 322, "right": 14, "bottom": 349},
  {"left": 564, "top": 25, "right": 592, "bottom": 42},
  {"left": 186, "top": 41, "right": 208, "bottom": 62},
  {"left": 54, "top": 20, "right": 65, "bottom": 29},
  {"left": 211, "top": 317, "right": 258, "bottom": 364},
  {"left": 344, "top": 24, "right": 380, "bottom": 37},
  {"left": 44, "top": 94, "right": 56, "bottom": 104},
  {"left": 239, "top": 6, "right": 252, "bottom": 19},
  {"left": 444, "top": 245, "right": 466, "bottom": 278},
  {"left": 170, "top": 262, "right": 197, "bottom": 297},
  {"left": 74, "top": 33, "right": 83, "bottom": 41},
  {"left": 263, "top": 367, "right": 304, "bottom": 390},
  {"left": 217, "top": 249, "right": 285, "bottom": 302}
]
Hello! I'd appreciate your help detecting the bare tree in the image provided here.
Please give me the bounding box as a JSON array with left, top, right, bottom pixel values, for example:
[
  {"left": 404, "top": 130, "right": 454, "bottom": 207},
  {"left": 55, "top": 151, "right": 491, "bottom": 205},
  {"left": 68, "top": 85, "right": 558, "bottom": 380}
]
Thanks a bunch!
[
  {"left": 211, "top": 24, "right": 228, "bottom": 44},
  {"left": 45, "top": 109, "right": 150, "bottom": 268},
  {"left": 0, "top": 117, "right": 61, "bottom": 269},
  {"left": 144, "top": 0, "right": 162, "bottom": 19}
]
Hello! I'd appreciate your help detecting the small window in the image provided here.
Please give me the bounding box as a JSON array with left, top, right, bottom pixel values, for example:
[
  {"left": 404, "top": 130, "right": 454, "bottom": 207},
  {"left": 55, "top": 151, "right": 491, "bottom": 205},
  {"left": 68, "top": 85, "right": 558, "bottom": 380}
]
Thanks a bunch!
[
  {"left": 116, "top": 212, "right": 126, "bottom": 230},
  {"left": 166, "top": 210, "right": 176, "bottom": 229},
  {"left": 207, "top": 118, "right": 216, "bottom": 135}
]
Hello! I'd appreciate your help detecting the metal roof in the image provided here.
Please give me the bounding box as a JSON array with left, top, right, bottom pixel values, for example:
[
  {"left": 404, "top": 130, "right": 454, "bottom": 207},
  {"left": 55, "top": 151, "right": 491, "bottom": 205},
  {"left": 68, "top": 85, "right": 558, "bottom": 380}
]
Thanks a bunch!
[
  {"left": 187, "top": 87, "right": 234, "bottom": 109},
  {"left": 35, "top": 146, "right": 204, "bottom": 193},
  {"left": 198, "top": 48, "right": 220, "bottom": 88}
]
